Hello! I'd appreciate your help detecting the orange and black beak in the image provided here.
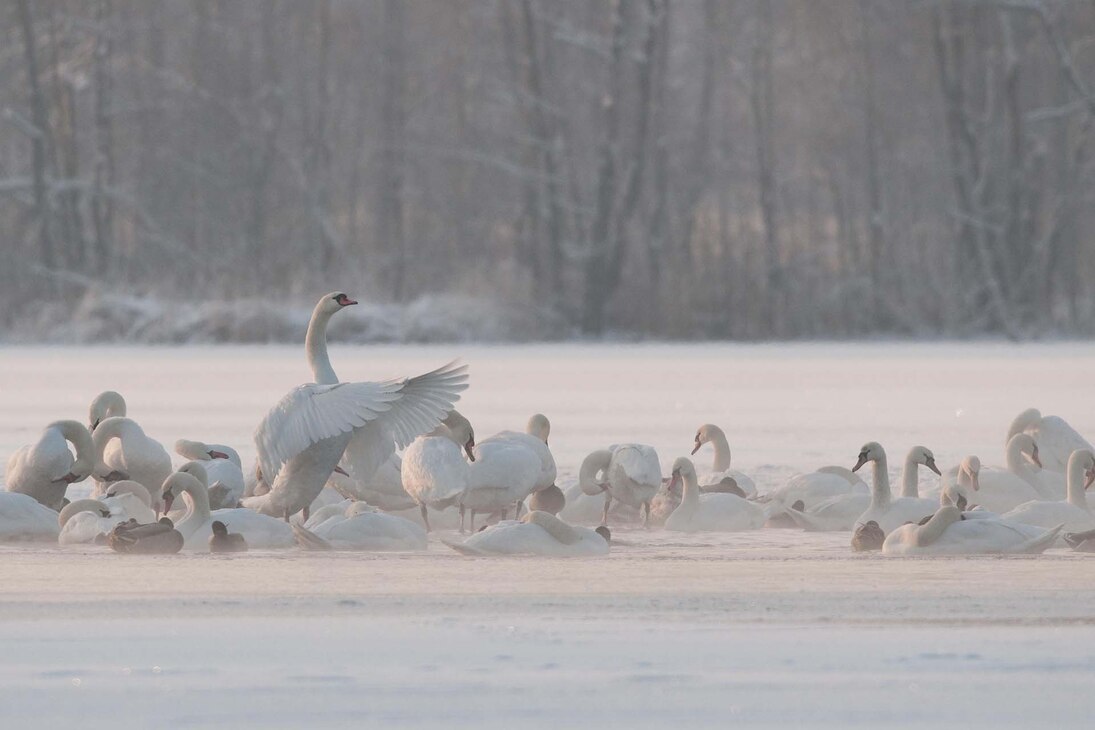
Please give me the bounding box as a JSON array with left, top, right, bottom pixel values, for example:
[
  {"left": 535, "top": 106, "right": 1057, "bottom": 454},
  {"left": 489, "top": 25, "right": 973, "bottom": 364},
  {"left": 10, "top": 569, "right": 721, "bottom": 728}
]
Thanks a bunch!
[
  {"left": 336, "top": 294, "right": 358, "bottom": 306},
  {"left": 209, "top": 450, "right": 229, "bottom": 460},
  {"left": 465, "top": 439, "right": 476, "bottom": 462},
  {"left": 1031, "top": 446, "right": 1042, "bottom": 468}
]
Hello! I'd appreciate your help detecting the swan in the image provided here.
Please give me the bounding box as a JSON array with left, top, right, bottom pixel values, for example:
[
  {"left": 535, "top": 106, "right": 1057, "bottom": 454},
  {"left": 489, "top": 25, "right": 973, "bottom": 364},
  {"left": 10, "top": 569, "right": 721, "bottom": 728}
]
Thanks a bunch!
[
  {"left": 294, "top": 500, "right": 426, "bottom": 551},
  {"left": 246, "top": 292, "right": 468, "bottom": 521},
  {"left": 577, "top": 445, "right": 662, "bottom": 526},
  {"left": 1002, "top": 449, "right": 1095, "bottom": 537},
  {"left": 174, "top": 439, "right": 246, "bottom": 509},
  {"left": 209, "top": 521, "right": 248, "bottom": 552},
  {"left": 91, "top": 417, "right": 173, "bottom": 507},
  {"left": 401, "top": 414, "right": 477, "bottom": 530},
  {"left": 327, "top": 455, "right": 416, "bottom": 511},
  {"left": 5, "top": 420, "right": 95, "bottom": 509},
  {"left": 852, "top": 442, "right": 937, "bottom": 534},
  {"left": 460, "top": 418, "right": 545, "bottom": 531},
  {"left": 1008, "top": 408, "right": 1093, "bottom": 473},
  {"left": 0, "top": 492, "right": 62, "bottom": 541},
  {"left": 58, "top": 481, "right": 156, "bottom": 545},
  {"left": 942, "top": 448, "right": 1046, "bottom": 514},
  {"left": 663, "top": 457, "right": 766, "bottom": 532},
  {"left": 88, "top": 390, "right": 126, "bottom": 431},
  {"left": 444, "top": 511, "right": 609, "bottom": 556},
  {"left": 690, "top": 424, "right": 756, "bottom": 496},
  {"left": 882, "top": 505, "right": 1061, "bottom": 556},
  {"left": 940, "top": 434, "right": 1056, "bottom": 500},
  {"left": 766, "top": 466, "right": 868, "bottom": 512},
  {"left": 488, "top": 414, "right": 557, "bottom": 496},
  {"left": 163, "top": 463, "right": 295, "bottom": 549},
  {"left": 108, "top": 518, "right": 184, "bottom": 554},
  {"left": 787, "top": 446, "right": 940, "bottom": 532}
]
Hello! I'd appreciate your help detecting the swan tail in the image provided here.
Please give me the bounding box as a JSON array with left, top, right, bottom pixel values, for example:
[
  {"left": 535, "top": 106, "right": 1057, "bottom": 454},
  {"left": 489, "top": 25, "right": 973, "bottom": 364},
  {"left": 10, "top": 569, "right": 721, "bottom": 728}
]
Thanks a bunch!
[
  {"left": 785, "top": 506, "right": 839, "bottom": 532},
  {"left": 442, "top": 539, "right": 490, "bottom": 556},
  {"left": 1016, "top": 524, "right": 1064, "bottom": 554},
  {"left": 291, "top": 524, "right": 333, "bottom": 551}
]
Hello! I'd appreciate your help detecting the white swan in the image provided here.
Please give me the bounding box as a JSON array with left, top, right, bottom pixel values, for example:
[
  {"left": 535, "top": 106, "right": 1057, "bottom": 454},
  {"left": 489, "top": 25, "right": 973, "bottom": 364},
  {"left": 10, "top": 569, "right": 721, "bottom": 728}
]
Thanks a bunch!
[
  {"left": 852, "top": 442, "right": 937, "bottom": 534},
  {"left": 327, "top": 455, "right": 416, "bottom": 511},
  {"left": 88, "top": 390, "right": 126, "bottom": 431},
  {"left": 1002, "top": 449, "right": 1095, "bottom": 536},
  {"left": 882, "top": 505, "right": 1061, "bottom": 556},
  {"left": 459, "top": 416, "right": 547, "bottom": 530},
  {"left": 297, "top": 499, "right": 426, "bottom": 551},
  {"left": 174, "top": 439, "right": 245, "bottom": 509},
  {"left": 445, "top": 511, "right": 609, "bottom": 556},
  {"left": 489, "top": 414, "right": 557, "bottom": 495},
  {"left": 577, "top": 445, "right": 662, "bottom": 526},
  {"left": 162, "top": 463, "right": 294, "bottom": 549},
  {"left": 91, "top": 416, "right": 172, "bottom": 506},
  {"left": 57, "top": 482, "right": 156, "bottom": 545},
  {"left": 942, "top": 444, "right": 1046, "bottom": 514},
  {"left": 664, "top": 457, "right": 765, "bottom": 532},
  {"left": 0, "top": 492, "right": 62, "bottom": 541},
  {"left": 766, "top": 466, "right": 868, "bottom": 512},
  {"left": 1008, "top": 408, "right": 1093, "bottom": 473},
  {"left": 690, "top": 424, "right": 756, "bottom": 496},
  {"left": 5, "top": 420, "right": 95, "bottom": 509},
  {"left": 247, "top": 292, "right": 468, "bottom": 520},
  {"left": 787, "top": 446, "right": 940, "bottom": 532},
  {"left": 401, "top": 416, "right": 476, "bottom": 530}
]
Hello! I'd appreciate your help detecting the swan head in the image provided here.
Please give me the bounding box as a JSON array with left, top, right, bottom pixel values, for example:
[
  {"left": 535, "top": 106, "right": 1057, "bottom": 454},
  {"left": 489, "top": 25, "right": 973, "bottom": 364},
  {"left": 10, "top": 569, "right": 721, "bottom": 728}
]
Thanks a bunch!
[
  {"left": 595, "top": 525, "right": 612, "bottom": 543},
  {"left": 175, "top": 439, "right": 231, "bottom": 461},
  {"left": 1007, "top": 408, "right": 1042, "bottom": 441},
  {"left": 104, "top": 480, "right": 153, "bottom": 507},
  {"left": 161, "top": 471, "right": 203, "bottom": 514},
  {"left": 177, "top": 460, "right": 210, "bottom": 487},
  {"left": 317, "top": 291, "right": 358, "bottom": 316},
  {"left": 89, "top": 391, "right": 126, "bottom": 432},
  {"left": 668, "top": 456, "right": 697, "bottom": 491},
  {"left": 1007, "top": 433, "right": 1041, "bottom": 468},
  {"left": 526, "top": 414, "right": 551, "bottom": 444},
  {"left": 691, "top": 424, "right": 722, "bottom": 455},
  {"left": 443, "top": 411, "right": 476, "bottom": 462},
  {"left": 909, "top": 446, "right": 941, "bottom": 475},
  {"left": 1069, "top": 449, "right": 1095, "bottom": 490},
  {"left": 852, "top": 442, "right": 884, "bottom": 472},
  {"left": 959, "top": 455, "right": 981, "bottom": 491}
]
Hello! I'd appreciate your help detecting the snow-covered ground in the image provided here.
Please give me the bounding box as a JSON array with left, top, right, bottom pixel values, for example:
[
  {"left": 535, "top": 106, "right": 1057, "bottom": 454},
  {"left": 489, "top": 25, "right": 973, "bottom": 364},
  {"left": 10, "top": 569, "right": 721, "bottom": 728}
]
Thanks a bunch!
[{"left": 2, "top": 342, "right": 1095, "bottom": 727}]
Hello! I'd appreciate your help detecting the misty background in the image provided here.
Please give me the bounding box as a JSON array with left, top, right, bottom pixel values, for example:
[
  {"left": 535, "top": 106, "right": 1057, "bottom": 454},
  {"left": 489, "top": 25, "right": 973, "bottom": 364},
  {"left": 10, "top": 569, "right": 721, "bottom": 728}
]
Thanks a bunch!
[{"left": 2, "top": 0, "right": 1094, "bottom": 343}]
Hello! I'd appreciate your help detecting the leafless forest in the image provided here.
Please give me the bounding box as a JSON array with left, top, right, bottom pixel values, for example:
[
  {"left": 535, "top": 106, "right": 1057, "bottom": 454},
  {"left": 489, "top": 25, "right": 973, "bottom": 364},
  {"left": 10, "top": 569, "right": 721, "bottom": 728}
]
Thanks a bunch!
[{"left": 2, "top": 0, "right": 1095, "bottom": 341}]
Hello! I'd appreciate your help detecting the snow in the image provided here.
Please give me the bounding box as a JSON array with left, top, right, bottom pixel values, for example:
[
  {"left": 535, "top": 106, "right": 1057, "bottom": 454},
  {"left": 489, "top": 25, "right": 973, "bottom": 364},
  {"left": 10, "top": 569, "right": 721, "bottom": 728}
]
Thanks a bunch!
[{"left": 2, "top": 342, "right": 1095, "bottom": 727}]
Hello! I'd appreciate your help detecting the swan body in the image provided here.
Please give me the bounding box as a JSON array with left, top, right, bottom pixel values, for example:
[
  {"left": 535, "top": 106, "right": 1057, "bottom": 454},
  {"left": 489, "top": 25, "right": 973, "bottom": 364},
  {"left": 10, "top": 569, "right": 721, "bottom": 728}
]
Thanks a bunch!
[
  {"left": 401, "top": 417, "right": 476, "bottom": 529},
  {"left": 489, "top": 414, "right": 557, "bottom": 494},
  {"left": 943, "top": 441, "right": 1047, "bottom": 513},
  {"left": 175, "top": 440, "right": 245, "bottom": 509},
  {"left": 1003, "top": 449, "right": 1095, "bottom": 537},
  {"left": 883, "top": 506, "right": 1061, "bottom": 556},
  {"left": 767, "top": 466, "right": 868, "bottom": 511},
  {"left": 89, "top": 391, "right": 126, "bottom": 432},
  {"left": 58, "top": 482, "right": 156, "bottom": 544},
  {"left": 460, "top": 428, "right": 543, "bottom": 525},
  {"left": 1008, "top": 408, "right": 1093, "bottom": 473},
  {"left": 92, "top": 417, "right": 172, "bottom": 505},
  {"left": 664, "top": 457, "right": 766, "bottom": 532},
  {"left": 445, "top": 511, "right": 609, "bottom": 556},
  {"left": 690, "top": 424, "right": 756, "bottom": 496},
  {"left": 578, "top": 445, "right": 661, "bottom": 526},
  {"left": 299, "top": 500, "right": 426, "bottom": 551},
  {"left": 852, "top": 442, "right": 937, "bottom": 534},
  {"left": 328, "top": 455, "right": 416, "bottom": 511},
  {"left": 0, "top": 492, "right": 61, "bottom": 541},
  {"left": 6, "top": 420, "right": 95, "bottom": 510}
]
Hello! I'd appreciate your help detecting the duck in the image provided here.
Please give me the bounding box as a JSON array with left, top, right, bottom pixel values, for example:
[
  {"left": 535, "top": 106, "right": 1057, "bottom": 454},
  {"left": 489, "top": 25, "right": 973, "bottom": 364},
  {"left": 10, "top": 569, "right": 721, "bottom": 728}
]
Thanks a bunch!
[
  {"left": 91, "top": 416, "right": 172, "bottom": 507},
  {"left": 851, "top": 442, "right": 937, "bottom": 534},
  {"left": 209, "top": 521, "right": 248, "bottom": 553},
  {"left": 690, "top": 424, "right": 756, "bottom": 496},
  {"left": 787, "top": 446, "right": 941, "bottom": 532},
  {"left": 109, "top": 517, "right": 184, "bottom": 554},
  {"left": 527, "top": 484, "right": 565, "bottom": 515},
  {"left": 882, "top": 505, "right": 1062, "bottom": 556},
  {"left": 443, "top": 510, "right": 609, "bottom": 556},
  {"left": 401, "top": 414, "right": 477, "bottom": 531},
  {"left": 57, "top": 481, "right": 156, "bottom": 545},
  {"left": 5, "top": 420, "right": 96, "bottom": 510},
  {"left": 1002, "top": 449, "right": 1095, "bottom": 538},
  {"left": 174, "top": 439, "right": 246, "bottom": 509},
  {"left": 1008, "top": 407, "right": 1093, "bottom": 473},
  {"left": 576, "top": 444, "right": 662, "bottom": 527},
  {"left": 292, "top": 500, "right": 426, "bottom": 551},
  {"left": 0, "top": 492, "right": 62, "bottom": 542},
  {"left": 851, "top": 520, "right": 885, "bottom": 551},
  {"left": 663, "top": 457, "right": 766, "bottom": 532}
]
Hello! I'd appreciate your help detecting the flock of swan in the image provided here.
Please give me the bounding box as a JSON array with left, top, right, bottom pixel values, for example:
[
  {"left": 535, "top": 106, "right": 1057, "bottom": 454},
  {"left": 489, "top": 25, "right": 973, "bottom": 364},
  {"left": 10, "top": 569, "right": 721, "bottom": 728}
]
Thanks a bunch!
[{"left": 3, "top": 292, "right": 1095, "bottom": 558}]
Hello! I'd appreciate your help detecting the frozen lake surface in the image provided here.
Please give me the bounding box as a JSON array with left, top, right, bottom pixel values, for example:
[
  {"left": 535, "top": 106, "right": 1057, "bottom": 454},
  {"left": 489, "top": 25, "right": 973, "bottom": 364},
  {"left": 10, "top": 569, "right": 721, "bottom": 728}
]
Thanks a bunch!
[{"left": 2, "top": 342, "right": 1095, "bottom": 727}]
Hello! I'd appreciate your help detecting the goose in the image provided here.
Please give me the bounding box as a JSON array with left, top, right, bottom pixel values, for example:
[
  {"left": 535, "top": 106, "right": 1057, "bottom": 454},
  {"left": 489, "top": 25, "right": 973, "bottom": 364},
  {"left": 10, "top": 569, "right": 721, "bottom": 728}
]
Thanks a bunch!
[
  {"left": 690, "top": 424, "right": 756, "bottom": 496},
  {"left": 246, "top": 292, "right": 468, "bottom": 521},
  {"left": 787, "top": 446, "right": 940, "bottom": 532},
  {"left": 174, "top": 439, "right": 245, "bottom": 509},
  {"left": 163, "top": 463, "right": 295, "bottom": 549},
  {"left": 5, "top": 420, "right": 95, "bottom": 510},
  {"left": 942, "top": 450, "right": 1045, "bottom": 514},
  {"left": 577, "top": 445, "right": 662, "bottom": 527},
  {"left": 293, "top": 500, "right": 426, "bottom": 551},
  {"left": 882, "top": 505, "right": 1062, "bottom": 556},
  {"left": 108, "top": 517, "right": 183, "bottom": 554},
  {"left": 0, "top": 492, "right": 62, "bottom": 541},
  {"left": 1008, "top": 408, "right": 1093, "bottom": 473},
  {"left": 852, "top": 442, "right": 937, "bottom": 534},
  {"left": 58, "top": 482, "right": 156, "bottom": 545},
  {"left": 91, "top": 417, "right": 173, "bottom": 507},
  {"left": 663, "top": 457, "right": 766, "bottom": 532},
  {"left": 765, "top": 466, "right": 868, "bottom": 513},
  {"left": 88, "top": 390, "right": 126, "bottom": 432},
  {"left": 209, "top": 521, "right": 248, "bottom": 553},
  {"left": 401, "top": 415, "right": 477, "bottom": 531},
  {"left": 444, "top": 511, "right": 609, "bottom": 556},
  {"left": 1002, "top": 449, "right": 1095, "bottom": 537}
]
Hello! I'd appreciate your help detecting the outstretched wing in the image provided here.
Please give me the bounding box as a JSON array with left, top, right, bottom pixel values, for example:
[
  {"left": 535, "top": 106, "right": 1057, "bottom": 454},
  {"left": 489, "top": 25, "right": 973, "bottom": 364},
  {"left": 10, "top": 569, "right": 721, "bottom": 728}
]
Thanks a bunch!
[
  {"left": 255, "top": 361, "right": 468, "bottom": 484},
  {"left": 341, "top": 362, "right": 469, "bottom": 484}
]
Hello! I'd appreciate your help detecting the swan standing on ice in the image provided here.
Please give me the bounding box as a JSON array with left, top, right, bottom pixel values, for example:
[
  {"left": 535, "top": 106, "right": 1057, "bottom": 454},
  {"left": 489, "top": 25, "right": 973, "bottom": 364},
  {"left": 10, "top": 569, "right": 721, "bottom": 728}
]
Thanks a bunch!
[
  {"left": 490, "top": 414, "right": 558, "bottom": 497},
  {"left": 401, "top": 414, "right": 477, "bottom": 531},
  {"left": 247, "top": 292, "right": 468, "bottom": 521},
  {"left": 690, "top": 424, "right": 756, "bottom": 496},
  {"left": 1008, "top": 408, "right": 1093, "bottom": 473},
  {"left": 1002, "top": 449, "right": 1095, "bottom": 537},
  {"left": 91, "top": 416, "right": 173, "bottom": 507},
  {"left": 787, "top": 446, "right": 940, "bottom": 532},
  {"left": 578, "top": 445, "right": 662, "bottom": 527},
  {"left": 664, "top": 457, "right": 766, "bottom": 532},
  {"left": 6, "top": 420, "right": 96, "bottom": 510},
  {"left": 444, "top": 510, "right": 610, "bottom": 556},
  {"left": 882, "top": 505, "right": 1061, "bottom": 556},
  {"left": 58, "top": 481, "right": 156, "bottom": 544},
  {"left": 174, "top": 439, "right": 245, "bottom": 509},
  {"left": 292, "top": 500, "right": 426, "bottom": 551},
  {"left": 458, "top": 414, "right": 551, "bottom": 530},
  {"left": 88, "top": 391, "right": 126, "bottom": 431},
  {"left": 851, "top": 442, "right": 937, "bottom": 534}
]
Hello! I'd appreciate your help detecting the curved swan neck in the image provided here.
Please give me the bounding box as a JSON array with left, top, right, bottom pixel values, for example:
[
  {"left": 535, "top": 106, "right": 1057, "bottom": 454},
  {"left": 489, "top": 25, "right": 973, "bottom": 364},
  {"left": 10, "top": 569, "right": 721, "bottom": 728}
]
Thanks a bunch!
[
  {"left": 52, "top": 420, "right": 95, "bottom": 475},
  {"left": 680, "top": 470, "right": 701, "bottom": 510},
  {"left": 58, "top": 498, "right": 108, "bottom": 528},
  {"left": 913, "top": 507, "right": 960, "bottom": 547},
  {"left": 306, "top": 301, "right": 340, "bottom": 385},
  {"left": 175, "top": 477, "right": 211, "bottom": 537},
  {"left": 1007, "top": 409, "right": 1040, "bottom": 443},
  {"left": 900, "top": 450, "right": 920, "bottom": 498},
  {"left": 579, "top": 450, "right": 613, "bottom": 492},
  {"left": 869, "top": 452, "right": 892, "bottom": 509},
  {"left": 1066, "top": 452, "right": 1090, "bottom": 510},
  {"left": 1005, "top": 436, "right": 1038, "bottom": 485},
  {"left": 706, "top": 427, "right": 732, "bottom": 472}
]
